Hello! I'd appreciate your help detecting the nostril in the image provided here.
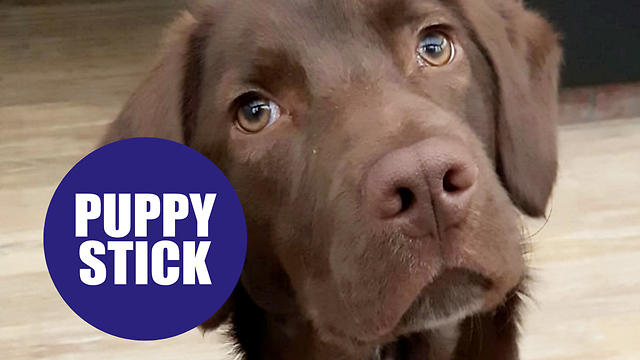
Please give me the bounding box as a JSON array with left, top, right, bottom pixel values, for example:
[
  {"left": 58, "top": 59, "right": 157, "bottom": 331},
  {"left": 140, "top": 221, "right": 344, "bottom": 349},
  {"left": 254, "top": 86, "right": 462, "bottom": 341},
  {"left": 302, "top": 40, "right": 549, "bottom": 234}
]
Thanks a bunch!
[
  {"left": 397, "top": 187, "right": 415, "bottom": 212},
  {"left": 443, "top": 170, "right": 461, "bottom": 193},
  {"left": 442, "top": 166, "right": 477, "bottom": 193}
]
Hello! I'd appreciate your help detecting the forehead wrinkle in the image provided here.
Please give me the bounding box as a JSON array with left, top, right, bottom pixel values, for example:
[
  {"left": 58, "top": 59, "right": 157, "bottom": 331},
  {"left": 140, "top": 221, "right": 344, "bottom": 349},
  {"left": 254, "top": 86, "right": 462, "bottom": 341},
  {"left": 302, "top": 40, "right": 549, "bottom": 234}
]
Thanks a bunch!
[
  {"left": 372, "top": 0, "right": 415, "bottom": 30},
  {"left": 379, "top": 0, "right": 454, "bottom": 30},
  {"left": 239, "top": 46, "right": 308, "bottom": 97},
  {"left": 230, "top": 9, "right": 370, "bottom": 98},
  {"left": 214, "top": 1, "right": 319, "bottom": 95}
]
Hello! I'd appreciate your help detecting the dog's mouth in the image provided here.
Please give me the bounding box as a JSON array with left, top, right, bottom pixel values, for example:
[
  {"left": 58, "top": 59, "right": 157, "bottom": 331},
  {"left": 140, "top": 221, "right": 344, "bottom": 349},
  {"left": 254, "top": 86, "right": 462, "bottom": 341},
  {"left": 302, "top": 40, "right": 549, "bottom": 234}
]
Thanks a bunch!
[
  {"left": 394, "top": 268, "right": 492, "bottom": 335},
  {"left": 366, "top": 269, "right": 493, "bottom": 360},
  {"left": 367, "top": 269, "right": 522, "bottom": 360}
]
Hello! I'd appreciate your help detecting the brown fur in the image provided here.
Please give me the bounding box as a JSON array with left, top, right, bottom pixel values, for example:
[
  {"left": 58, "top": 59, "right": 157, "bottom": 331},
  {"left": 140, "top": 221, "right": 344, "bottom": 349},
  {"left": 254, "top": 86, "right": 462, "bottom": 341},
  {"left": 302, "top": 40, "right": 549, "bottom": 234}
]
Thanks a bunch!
[{"left": 102, "top": 0, "right": 561, "bottom": 359}]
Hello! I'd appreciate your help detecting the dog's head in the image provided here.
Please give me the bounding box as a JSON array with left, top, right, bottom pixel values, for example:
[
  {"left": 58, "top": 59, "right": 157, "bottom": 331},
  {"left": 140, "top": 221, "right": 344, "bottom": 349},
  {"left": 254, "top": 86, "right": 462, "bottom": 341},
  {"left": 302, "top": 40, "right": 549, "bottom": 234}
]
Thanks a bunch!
[{"left": 105, "top": 0, "right": 561, "bottom": 356}]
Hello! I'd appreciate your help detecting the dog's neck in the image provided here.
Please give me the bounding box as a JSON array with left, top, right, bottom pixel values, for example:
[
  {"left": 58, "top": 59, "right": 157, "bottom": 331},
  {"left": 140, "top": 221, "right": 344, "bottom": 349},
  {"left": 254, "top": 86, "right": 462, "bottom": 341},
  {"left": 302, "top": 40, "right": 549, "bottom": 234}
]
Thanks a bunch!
[
  {"left": 263, "top": 312, "right": 377, "bottom": 360},
  {"left": 227, "top": 284, "right": 522, "bottom": 360}
]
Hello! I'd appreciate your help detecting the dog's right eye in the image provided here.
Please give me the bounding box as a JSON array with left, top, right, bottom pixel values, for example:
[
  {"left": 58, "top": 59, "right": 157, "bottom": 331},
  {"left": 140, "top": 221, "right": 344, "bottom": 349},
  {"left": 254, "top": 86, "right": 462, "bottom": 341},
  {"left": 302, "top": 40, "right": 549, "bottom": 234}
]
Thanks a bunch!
[{"left": 235, "top": 93, "right": 281, "bottom": 133}]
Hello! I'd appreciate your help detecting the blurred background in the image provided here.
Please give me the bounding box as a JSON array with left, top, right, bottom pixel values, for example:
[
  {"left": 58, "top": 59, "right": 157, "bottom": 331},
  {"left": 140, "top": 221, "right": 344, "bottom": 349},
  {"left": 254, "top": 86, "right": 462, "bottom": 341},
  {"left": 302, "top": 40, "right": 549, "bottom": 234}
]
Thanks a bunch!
[{"left": 1, "top": 0, "right": 639, "bottom": 359}]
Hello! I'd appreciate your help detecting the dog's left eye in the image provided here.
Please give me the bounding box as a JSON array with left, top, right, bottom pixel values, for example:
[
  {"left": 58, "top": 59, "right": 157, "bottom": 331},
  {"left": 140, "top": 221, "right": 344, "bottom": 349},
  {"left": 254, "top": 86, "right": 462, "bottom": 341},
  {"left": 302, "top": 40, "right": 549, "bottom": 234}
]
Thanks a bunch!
[
  {"left": 417, "top": 30, "right": 455, "bottom": 67},
  {"left": 235, "top": 94, "right": 281, "bottom": 133}
]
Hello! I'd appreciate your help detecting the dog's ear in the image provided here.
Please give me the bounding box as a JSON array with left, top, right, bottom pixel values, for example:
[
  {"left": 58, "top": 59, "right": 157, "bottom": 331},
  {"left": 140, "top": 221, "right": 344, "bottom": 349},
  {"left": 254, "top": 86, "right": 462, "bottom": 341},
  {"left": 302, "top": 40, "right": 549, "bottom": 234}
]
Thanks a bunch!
[
  {"left": 200, "top": 289, "right": 236, "bottom": 332},
  {"left": 100, "top": 10, "right": 210, "bottom": 146},
  {"left": 460, "top": 0, "right": 562, "bottom": 217}
]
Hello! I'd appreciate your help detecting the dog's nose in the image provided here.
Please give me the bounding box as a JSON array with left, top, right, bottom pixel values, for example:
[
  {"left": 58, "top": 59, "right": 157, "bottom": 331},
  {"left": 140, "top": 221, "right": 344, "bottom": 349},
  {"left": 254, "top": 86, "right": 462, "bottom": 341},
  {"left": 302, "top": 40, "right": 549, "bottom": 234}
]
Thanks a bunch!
[{"left": 363, "top": 138, "right": 478, "bottom": 238}]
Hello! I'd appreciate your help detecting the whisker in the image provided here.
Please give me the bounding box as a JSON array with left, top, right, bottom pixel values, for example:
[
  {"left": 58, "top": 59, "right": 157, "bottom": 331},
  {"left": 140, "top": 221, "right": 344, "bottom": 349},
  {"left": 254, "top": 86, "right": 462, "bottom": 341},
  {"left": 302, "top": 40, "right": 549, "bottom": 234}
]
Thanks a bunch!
[
  {"left": 474, "top": 314, "right": 483, "bottom": 360},
  {"left": 524, "top": 200, "right": 554, "bottom": 240}
]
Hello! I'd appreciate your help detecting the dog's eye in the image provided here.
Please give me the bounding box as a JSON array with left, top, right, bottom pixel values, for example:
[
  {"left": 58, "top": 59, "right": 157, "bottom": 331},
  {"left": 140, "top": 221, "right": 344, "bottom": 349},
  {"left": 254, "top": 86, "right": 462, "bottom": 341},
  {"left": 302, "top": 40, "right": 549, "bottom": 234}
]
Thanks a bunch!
[
  {"left": 235, "top": 94, "right": 281, "bottom": 133},
  {"left": 417, "top": 30, "right": 454, "bottom": 67}
]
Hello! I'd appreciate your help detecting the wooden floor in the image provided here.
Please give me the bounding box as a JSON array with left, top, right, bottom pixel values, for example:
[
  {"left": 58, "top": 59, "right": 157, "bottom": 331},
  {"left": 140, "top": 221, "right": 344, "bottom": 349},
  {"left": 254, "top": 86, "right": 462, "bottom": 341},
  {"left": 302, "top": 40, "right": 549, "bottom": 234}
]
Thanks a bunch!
[{"left": 1, "top": 1, "right": 639, "bottom": 359}]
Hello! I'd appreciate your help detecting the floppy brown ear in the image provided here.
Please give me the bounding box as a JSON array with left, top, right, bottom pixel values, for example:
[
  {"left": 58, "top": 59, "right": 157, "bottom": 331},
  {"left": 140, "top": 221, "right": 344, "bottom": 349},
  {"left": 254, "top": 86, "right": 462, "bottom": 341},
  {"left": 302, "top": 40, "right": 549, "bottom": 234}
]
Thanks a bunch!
[
  {"left": 200, "top": 290, "right": 236, "bottom": 331},
  {"left": 459, "top": 0, "right": 562, "bottom": 217},
  {"left": 100, "top": 11, "right": 209, "bottom": 146},
  {"left": 101, "top": 6, "right": 235, "bottom": 332}
]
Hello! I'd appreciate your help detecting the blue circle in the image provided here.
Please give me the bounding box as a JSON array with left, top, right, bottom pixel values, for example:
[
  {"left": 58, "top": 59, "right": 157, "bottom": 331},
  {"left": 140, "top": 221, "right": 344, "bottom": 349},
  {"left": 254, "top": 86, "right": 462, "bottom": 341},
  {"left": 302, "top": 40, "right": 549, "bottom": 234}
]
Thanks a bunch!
[{"left": 44, "top": 138, "right": 246, "bottom": 340}]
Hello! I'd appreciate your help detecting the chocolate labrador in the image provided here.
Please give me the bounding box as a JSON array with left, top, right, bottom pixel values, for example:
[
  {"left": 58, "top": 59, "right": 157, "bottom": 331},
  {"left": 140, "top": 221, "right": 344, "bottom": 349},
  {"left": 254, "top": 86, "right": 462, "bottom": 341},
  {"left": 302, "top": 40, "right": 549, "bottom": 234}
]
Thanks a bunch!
[{"left": 102, "top": 0, "right": 562, "bottom": 358}]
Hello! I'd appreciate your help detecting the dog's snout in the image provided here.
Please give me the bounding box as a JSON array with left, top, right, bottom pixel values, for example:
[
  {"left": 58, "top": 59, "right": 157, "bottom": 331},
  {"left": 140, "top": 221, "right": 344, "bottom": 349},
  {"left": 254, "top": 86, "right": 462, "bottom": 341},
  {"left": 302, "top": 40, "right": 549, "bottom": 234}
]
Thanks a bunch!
[{"left": 364, "top": 138, "right": 478, "bottom": 238}]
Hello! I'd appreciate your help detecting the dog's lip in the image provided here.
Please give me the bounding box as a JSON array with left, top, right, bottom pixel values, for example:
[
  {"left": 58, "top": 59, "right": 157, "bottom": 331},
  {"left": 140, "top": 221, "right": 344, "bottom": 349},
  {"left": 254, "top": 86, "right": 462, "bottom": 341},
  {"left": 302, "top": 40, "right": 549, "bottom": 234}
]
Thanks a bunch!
[
  {"left": 392, "top": 268, "right": 493, "bottom": 336},
  {"left": 374, "top": 281, "right": 526, "bottom": 360},
  {"left": 346, "top": 264, "right": 493, "bottom": 343}
]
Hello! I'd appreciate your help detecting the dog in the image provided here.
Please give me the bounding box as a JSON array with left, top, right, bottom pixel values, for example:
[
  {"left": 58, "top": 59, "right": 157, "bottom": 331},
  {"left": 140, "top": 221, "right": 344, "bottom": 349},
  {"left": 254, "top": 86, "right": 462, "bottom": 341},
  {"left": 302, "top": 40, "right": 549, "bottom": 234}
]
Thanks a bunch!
[{"left": 102, "top": 0, "right": 562, "bottom": 358}]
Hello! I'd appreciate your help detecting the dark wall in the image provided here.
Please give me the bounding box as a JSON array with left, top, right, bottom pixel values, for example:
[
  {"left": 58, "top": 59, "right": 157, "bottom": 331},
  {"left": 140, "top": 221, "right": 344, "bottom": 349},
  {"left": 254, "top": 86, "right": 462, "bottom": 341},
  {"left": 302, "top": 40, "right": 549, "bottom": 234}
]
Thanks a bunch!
[{"left": 529, "top": 1, "right": 640, "bottom": 87}]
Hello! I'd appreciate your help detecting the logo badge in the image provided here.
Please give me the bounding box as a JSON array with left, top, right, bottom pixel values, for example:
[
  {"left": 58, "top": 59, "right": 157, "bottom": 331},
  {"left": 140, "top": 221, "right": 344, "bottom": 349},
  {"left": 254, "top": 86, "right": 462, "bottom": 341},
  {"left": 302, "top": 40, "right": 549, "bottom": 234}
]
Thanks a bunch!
[{"left": 44, "top": 138, "right": 246, "bottom": 340}]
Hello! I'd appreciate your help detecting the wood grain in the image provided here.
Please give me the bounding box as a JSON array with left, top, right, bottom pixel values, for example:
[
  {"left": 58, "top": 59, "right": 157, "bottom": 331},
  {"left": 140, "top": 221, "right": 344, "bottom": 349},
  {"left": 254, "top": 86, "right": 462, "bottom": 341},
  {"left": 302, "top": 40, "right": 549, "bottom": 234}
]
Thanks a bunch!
[{"left": 1, "top": 1, "right": 638, "bottom": 359}]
